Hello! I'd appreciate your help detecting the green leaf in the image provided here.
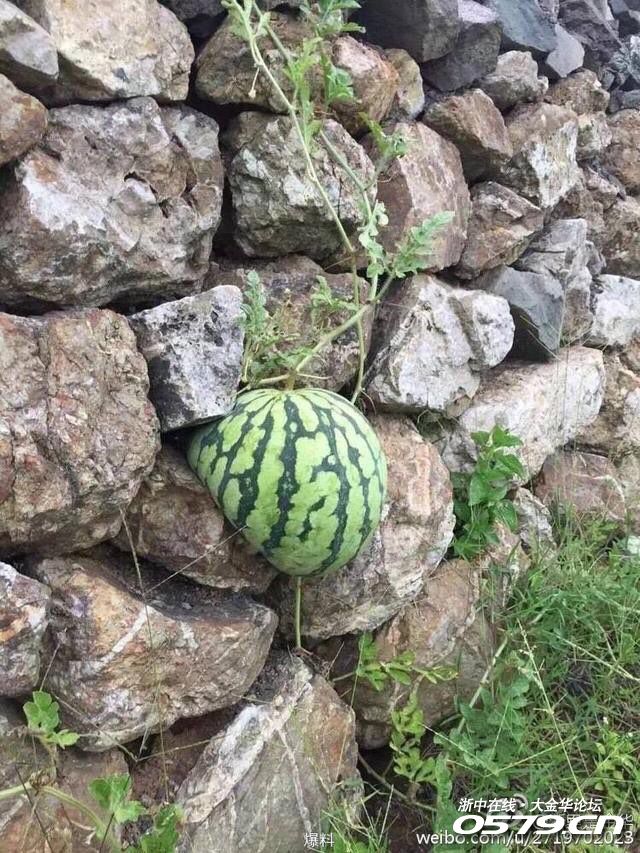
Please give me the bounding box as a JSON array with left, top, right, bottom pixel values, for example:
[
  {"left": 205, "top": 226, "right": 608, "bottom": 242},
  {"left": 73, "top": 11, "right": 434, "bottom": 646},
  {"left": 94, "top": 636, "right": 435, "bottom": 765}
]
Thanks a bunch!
[
  {"left": 24, "top": 691, "right": 60, "bottom": 735},
  {"left": 491, "top": 425, "right": 523, "bottom": 448},
  {"left": 468, "top": 475, "right": 488, "bottom": 506},
  {"left": 322, "top": 59, "right": 355, "bottom": 105},
  {"left": 50, "top": 730, "right": 80, "bottom": 749},
  {"left": 134, "top": 804, "right": 183, "bottom": 853},
  {"left": 89, "top": 775, "right": 147, "bottom": 825}
]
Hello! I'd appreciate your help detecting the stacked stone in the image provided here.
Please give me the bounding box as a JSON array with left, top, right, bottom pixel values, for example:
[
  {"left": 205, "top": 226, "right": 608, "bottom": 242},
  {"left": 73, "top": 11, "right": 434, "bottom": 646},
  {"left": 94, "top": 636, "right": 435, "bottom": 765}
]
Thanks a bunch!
[{"left": 1, "top": 1, "right": 639, "bottom": 850}]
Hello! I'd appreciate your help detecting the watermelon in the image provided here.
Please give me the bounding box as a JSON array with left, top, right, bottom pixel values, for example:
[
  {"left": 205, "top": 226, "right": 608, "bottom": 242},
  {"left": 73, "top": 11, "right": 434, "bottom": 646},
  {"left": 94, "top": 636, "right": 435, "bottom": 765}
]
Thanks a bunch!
[{"left": 187, "top": 388, "right": 387, "bottom": 578}]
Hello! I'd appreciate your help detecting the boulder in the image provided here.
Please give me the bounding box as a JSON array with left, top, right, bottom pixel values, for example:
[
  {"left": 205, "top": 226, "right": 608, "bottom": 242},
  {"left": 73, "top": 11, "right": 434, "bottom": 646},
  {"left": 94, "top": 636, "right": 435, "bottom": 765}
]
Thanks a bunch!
[
  {"left": 615, "top": 453, "right": 640, "bottom": 532},
  {"left": 0, "top": 309, "right": 159, "bottom": 557},
  {"left": 30, "top": 551, "right": 277, "bottom": 750},
  {"left": 385, "top": 48, "right": 425, "bottom": 120},
  {"left": 0, "top": 0, "right": 57, "bottom": 91},
  {"left": 475, "top": 265, "right": 565, "bottom": 359},
  {"left": 0, "top": 98, "right": 224, "bottom": 310},
  {"left": 559, "top": 0, "right": 621, "bottom": 67},
  {"left": 587, "top": 275, "right": 640, "bottom": 347},
  {"left": 438, "top": 346, "right": 605, "bottom": 479},
  {"left": 456, "top": 182, "right": 544, "bottom": 279},
  {"left": 209, "top": 258, "right": 373, "bottom": 392},
  {"left": 225, "top": 112, "right": 375, "bottom": 262},
  {"left": 535, "top": 450, "right": 627, "bottom": 524},
  {"left": 602, "top": 110, "right": 640, "bottom": 194},
  {"left": 609, "top": 88, "right": 640, "bottom": 112},
  {"left": 553, "top": 165, "right": 622, "bottom": 251},
  {"left": 176, "top": 655, "right": 360, "bottom": 853},
  {"left": 605, "top": 35, "right": 640, "bottom": 90},
  {"left": 422, "top": 89, "right": 513, "bottom": 182},
  {"left": 114, "top": 446, "right": 277, "bottom": 594},
  {"left": 273, "top": 415, "right": 455, "bottom": 641},
  {"left": 367, "top": 121, "right": 470, "bottom": 272},
  {"left": 513, "top": 487, "right": 557, "bottom": 554},
  {"left": 129, "top": 286, "right": 244, "bottom": 432},
  {"left": 480, "top": 50, "right": 548, "bottom": 111},
  {"left": 421, "top": 0, "right": 502, "bottom": 91},
  {"left": 575, "top": 112, "right": 613, "bottom": 159},
  {"left": 515, "top": 218, "right": 594, "bottom": 342},
  {"left": 0, "top": 73, "right": 45, "bottom": 166},
  {"left": 484, "top": 0, "right": 558, "bottom": 55},
  {"left": 160, "top": 0, "right": 224, "bottom": 38},
  {"left": 0, "top": 563, "right": 49, "bottom": 697},
  {"left": 600, "top": 197, "right": 640, "bottom": 277},
  {"left": 355, "top": 0, "right": 460, "bottom": 63},
  {"left": 545, "top": 68, "right": 610, "bottom": 114},
  {"left": 540, "top": 24, "right": 585, "bottom": 78},
  {"left": 496, "top": 102, "right": 579, "bottom": 209},
  {"left": 14, "top": 0, "right": 193, "bottom": 102},
  {"left": 365, "top": 276, "right": 514, "bottom": 413}
]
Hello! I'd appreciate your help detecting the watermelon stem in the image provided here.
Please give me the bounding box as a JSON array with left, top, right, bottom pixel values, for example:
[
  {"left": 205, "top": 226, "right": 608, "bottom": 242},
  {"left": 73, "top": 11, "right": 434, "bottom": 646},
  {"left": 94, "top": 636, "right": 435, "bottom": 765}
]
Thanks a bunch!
[{"left": 294, "top": 576, "right": 303, "bottom": 651}]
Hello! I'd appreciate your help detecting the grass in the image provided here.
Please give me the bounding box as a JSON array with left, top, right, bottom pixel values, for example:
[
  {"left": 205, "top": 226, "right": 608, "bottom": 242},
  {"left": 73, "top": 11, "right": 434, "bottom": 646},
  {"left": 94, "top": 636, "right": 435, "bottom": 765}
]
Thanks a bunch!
[{"left": 325, "top": 512, "right": 640, "bottom": 851}]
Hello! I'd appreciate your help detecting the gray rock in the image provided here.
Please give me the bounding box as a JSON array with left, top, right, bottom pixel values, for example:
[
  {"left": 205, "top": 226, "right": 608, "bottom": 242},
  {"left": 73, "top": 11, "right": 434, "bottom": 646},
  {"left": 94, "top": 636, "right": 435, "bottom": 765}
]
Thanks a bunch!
[
  {"left": 114, "top": 446, "right": 277, "bottom": 594},
  {"left": 615, "top": 453, "right": 640, "bottom": 533},
  {"left": 602, "top": 109, "right": 640, "bottom": 195},
  {"left": 559, "top": 0, "right": 621, "bottom": 67},
  {"left": 129, "top": 286, "right": 243, "bottom": 432},
  {"left": 0, "top": 98, "right": 224, "bottom": 311},
  {"left": 422, "top": 0, "right": 502, "bottom": 91},
  {"left": 14, "top": 0, "right": 193, "bottom": 102},
  {"left": 438, "top": 346, "right": 605, "bottom": 479},
  {"left": 545, "top": 69, "right": 610, "bottom": 114},
  {"left": 0, "top": 562, "right": 49, "bottom": 697},
  {"left": 541, "top": 24, "right": 585, "bottom": 79},
  {"left": 355, "top": 0, "right": 460, "bottom": 62},
  {"left": 225, "top": 112, "right": 375, "bottom": 261},
  {"left": 0, "top": 309, "right": 159, "bottom": 557},
  {"left": 588, "top": 275, "right": 640, "bottom": 347},
  {"left": 513, "top": 488, "right": 557, "bottom": 554},
  {"left": 30, "top": 551, "right": 277, "bottom": 750},
  {"left": 273, "top": 416, "right": 455, "bottom": 640},
  {"left": 456, "top": 182, "right": 544, "bottom": 279},
  {"left": 604, "top": 34, "right": 640, "bottom": 89},
  {"left": 0, "top": 73, "right": 46, "bottom": 166},
  {"left": 483, "top": 0, "right": 557, "bottom": 55},
  {"left": 609, "top": 89, "right": 640, "bottom": 112},
  {"left": 366, "top": 276, "right": 514, "bottom": 413},
  {"left": 385, "top": 48, "right": 425, "bottom": 120},
  {"left": 0, "top": 0, "right": 57, "bottom": 91},
  {"left": 476, "top": 265, "right": 565, "bottom": 359},
  {"left": 480, "top": 50, "right": 549, "bottom": 111},
  {"left": 160, "top": 0, "right": 224, "bottom": 37},
  {"left": 177, "top": 655, "right": 360, "bottom": 853},
  {"left": 600, "top": 196, "right": 640, "bottom": 277},
  {"left": 553, "top": 165, "right": 622, "bottom": 252},
  {"left": 575, "top": 112, "right": 613, "bottom": 159}
]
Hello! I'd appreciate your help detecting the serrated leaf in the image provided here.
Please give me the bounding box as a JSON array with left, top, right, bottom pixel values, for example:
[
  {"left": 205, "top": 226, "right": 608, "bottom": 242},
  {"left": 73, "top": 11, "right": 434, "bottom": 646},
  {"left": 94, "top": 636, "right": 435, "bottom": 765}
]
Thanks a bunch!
[
  {"left": 24, "top": 691, "right": 60, "bottom": 735},
  {"left": 89, "top": 775, "right": 147, "bottom": 825}
]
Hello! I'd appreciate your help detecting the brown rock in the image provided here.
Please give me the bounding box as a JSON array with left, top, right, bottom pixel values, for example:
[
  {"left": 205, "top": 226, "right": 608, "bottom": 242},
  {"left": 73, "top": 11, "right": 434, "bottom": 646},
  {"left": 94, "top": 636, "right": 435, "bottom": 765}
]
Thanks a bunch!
[
  {"left": 0, "top": 0, "right": 58, "bottom": 91},
  {"left": 576, "top": 112, "right": 613, "bottom": 159},
  {"left": 535, "top": 450, "right": 627, "bottom": 524},
  {"left": 0, "top": 310, "right": 159, "bottom": 557},
  {"left": 480, "top": 50, "right": 548, "bottom": 111},
  {"left": 456, "top": 181, "right": 544, "bottom": 279},
  {"left": 601, "top": 196, "right": 640, "bottom": 277},
  {"left": 423, "top": 89, "right": 512, "bottom": 182},
  {"left": 367, "top": 121, "right": 470, "bottom": 272},
  {"left": 0, "top": 562, "right": 49, "bottom": 697},
  {"left": 545, "top": 69, "right": 610, "bottom": 114},
  {"left": 0, "top": 73, "right": 46, "bottom": 166},
  {"left": 114, "top": 446, "right": 277, "bottom": 594},
  {"left": 331, "top": 36, "right": 398, "bottom": 134},
  {"left": 385, "top": 48, "right": 425, "bottom": 120},
  {"left": 553, "top": 165, "right": 622, "bottom": 250},
  {"left": 30, "top": 551, "right": 277, "bottom": 750},
  {"left": 602, "top": 110, "right": 640, "bottom": 194}
]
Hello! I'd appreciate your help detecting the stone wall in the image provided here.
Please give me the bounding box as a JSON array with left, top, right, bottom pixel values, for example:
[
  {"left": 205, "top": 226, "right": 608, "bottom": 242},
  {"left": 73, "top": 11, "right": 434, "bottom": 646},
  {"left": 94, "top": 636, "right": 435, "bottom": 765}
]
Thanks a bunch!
[{"left": 1, "top": 0, "right": 639, "bottom": 849}]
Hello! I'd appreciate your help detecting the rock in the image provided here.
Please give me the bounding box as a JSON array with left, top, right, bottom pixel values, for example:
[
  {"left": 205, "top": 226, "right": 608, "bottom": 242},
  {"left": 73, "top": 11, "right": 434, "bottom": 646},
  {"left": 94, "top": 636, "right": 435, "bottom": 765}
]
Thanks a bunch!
[
  {"left": 15, "top": 0, "right": 193, "bottom": 102},
  {"left": 129, "top": 287, "right": 243, "bottom": 432},
  {"left": 475, "top": 265, "right": 565, "bottom": 359},
  {"left": 385, "top": 48, "right": 425, "bottom": 120},
  {"left": 176, "top": 655, "right": 360, "bottom": 853},
  {"left": 367, "top": 121, "right": 470, "bottom": 272},
  {"left": 273, "top": 416, "right": 455, "bottom": 641},
  {"left": 575, "top": 112, "right": 613, "bottom": 159},
  {"left": 438, "top": 346, "right": 605, "bottom": 478},
  {"left": 114, "top": 446, "right": 277, "bottom": 594},
  {"left": 455, "top": 182, "right": 544, "bottom": 279},
  {"left": 0, "top": 98, "right": 224, "bottom": 311},
  {"left": 600, "top": 197, "right": 640, "bottom": 277},
  {"left": 609, "top": 88, "right": 640, "bottom": 112},
  {"left": 602, "top": 110, "right": 640, "bottom": 194},
  {"left": 0, "top": 562, "right": 49, "bottom": 697},
  {"left": 0, "top": 73, "right": 46, "bottom": 166},
  {"left": 515, "top": 218, "right": 594, "bottom": 342},
  {"left": 0, "top": 0, "right": 57, "bottom": 91},
  {"left": 30, "top": 551, "right": 277, "bottom": 751},
  {"left": 587, "top": 275, "right": 640, "bottom": 347},
  {"left": 513, "top": 487, "right": 557, "bottom": 554},
  {"left": 541, "top": 24, "right": 585, "bottom": 79},
  {"left": 160, "top": 0, "right": 224, "bottom": 38},
  {"left": 355, "top": 0, "right": 460, "bottom": 63},
  {"left": 225, "top": 112, "right": 374, "bottom": 262},
  {"left": 483, "top": 0, "right": 557, "bottom": 55},
  {"left": 209, "top": 258, "right": 373, "bottom": 392},
  {"left": 535, "top": 450, "right": 627, "bottom": 524},
  {"left": 553, "top": 165, "right": 622, "bottom": 250},
  {"left": 496, "top": 102, "right": 579, "bottom": 209},
  {"left": 545, "top": 69, "right": 610, "bottom": 114},
  {"left": 421, "top": 0, "right": 502, "bottom": 91},
  {"left": 576, "top": 349, "right": 640, "bottom": 456},
  {"left": 422, "top": 89, "right": 513, "bottom": 182},
  {"left": 480, "top": 50, "right": 548, "bottom": 111},
  {"left": 365, "top": 276, "right": 514, "bottom": 413},
  {"left": 0, "top": 309, "right": 159, "bottom": 556},
  {"left": 615, "top": 453, "right": 640, "bottom": 532},
  {"left": 604, "top": 34, "right": 640, "bottom": 90},
  {"left": 559, "top": 0, "right": 621, "bottom": 67}
]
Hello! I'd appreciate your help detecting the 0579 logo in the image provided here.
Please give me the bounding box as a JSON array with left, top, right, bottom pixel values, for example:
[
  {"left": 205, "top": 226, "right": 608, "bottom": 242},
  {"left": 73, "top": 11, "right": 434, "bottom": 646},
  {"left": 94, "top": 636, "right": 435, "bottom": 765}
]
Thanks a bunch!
[{"left": 452, "top": 813, "right": 627, "bottom": 837}]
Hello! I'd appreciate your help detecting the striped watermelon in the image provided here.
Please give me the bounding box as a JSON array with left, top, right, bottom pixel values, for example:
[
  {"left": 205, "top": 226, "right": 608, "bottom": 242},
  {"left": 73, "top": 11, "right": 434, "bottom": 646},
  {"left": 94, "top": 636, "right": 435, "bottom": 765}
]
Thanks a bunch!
[{"left": 187, "top": 388, "right": 387, "bottom": 577}]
